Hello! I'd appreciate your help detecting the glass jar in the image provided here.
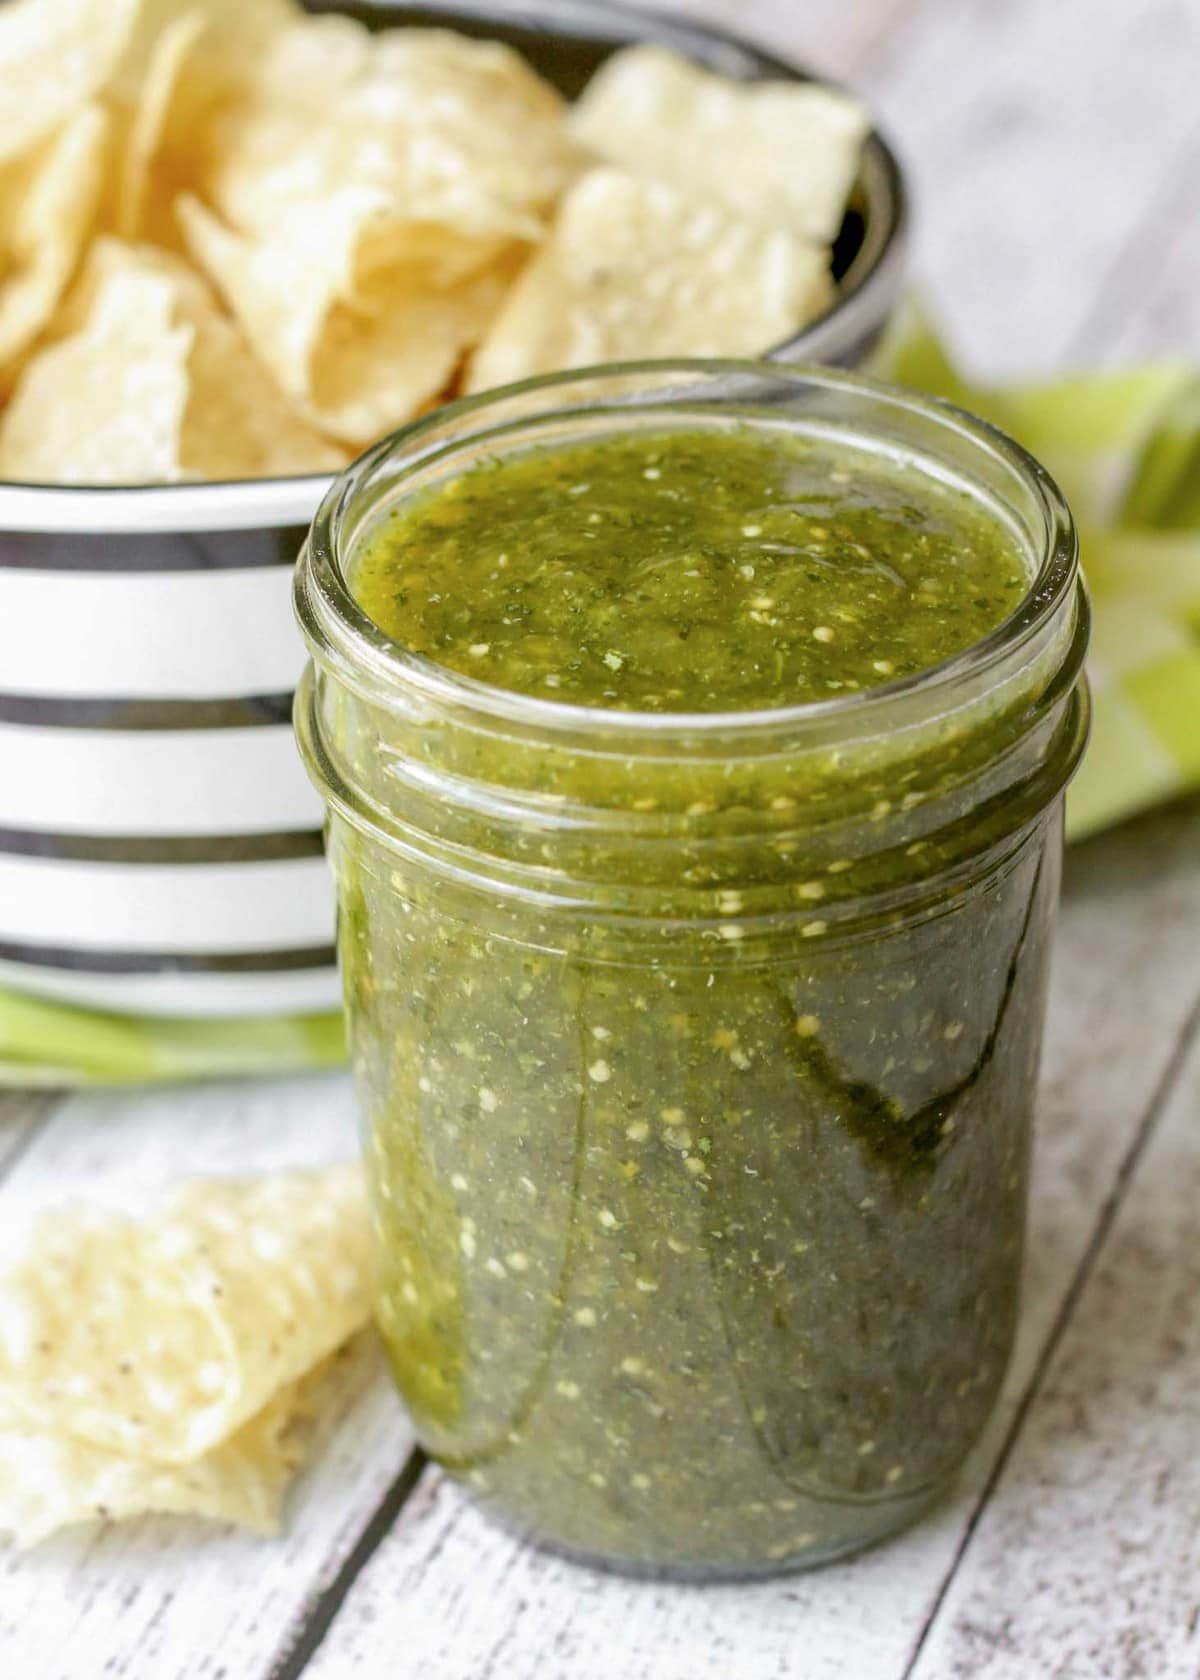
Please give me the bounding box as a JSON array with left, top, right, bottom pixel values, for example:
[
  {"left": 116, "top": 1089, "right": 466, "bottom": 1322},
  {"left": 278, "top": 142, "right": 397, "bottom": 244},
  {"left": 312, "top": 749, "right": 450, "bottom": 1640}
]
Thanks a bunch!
[{"left": 295, "top": 363, "right": 1089, "bottom": 1577}]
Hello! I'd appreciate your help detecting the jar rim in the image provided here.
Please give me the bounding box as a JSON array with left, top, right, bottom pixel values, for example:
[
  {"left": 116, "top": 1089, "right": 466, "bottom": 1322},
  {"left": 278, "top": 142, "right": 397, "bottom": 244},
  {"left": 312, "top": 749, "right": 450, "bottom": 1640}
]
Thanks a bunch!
[{"left": 299, "top": 359, "right": 1082, "bottom": 753}]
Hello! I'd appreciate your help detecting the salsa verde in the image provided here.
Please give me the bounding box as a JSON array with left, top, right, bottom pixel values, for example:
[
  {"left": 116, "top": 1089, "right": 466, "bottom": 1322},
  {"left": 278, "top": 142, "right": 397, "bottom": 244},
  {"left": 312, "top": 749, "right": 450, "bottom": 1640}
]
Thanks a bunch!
[
  {"left": 353, "top": 427, "right": 1027, "bottom": 712},
  {"left": 318, "top": 414, "right": 1080, "bottom": 1574}
]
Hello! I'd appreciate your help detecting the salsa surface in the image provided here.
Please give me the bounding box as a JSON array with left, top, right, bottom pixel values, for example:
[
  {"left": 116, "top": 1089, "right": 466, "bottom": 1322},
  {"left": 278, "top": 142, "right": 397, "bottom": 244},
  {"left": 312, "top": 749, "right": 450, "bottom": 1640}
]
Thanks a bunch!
[{"left": 351, "top": 425, "right": 1028, "bottom": 712}]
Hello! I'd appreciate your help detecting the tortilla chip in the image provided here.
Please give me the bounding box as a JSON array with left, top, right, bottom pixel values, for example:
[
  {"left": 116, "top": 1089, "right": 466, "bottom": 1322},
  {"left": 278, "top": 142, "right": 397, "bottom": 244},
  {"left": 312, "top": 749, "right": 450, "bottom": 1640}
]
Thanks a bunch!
[
  {"left": 108, "top": 0, "right": 298, "bottom": 103},
  {"left": 207, "top": 24, "right": 580, "bottom": 246},
  {"left": 210, "top": 7, "right": 374, "bottom": 108},
  {"left": 112, "top": 9, "right": 208, "bottom": 241},
  {"left": 51, "top": 231, "right": 213, "bottom": 334},
  {"left": 467, "top": 167, "right": 834, "bottom": 394},
  {"left": 1, "top": 238, "right": 345, "bottom": 481},
  {"left": 181, "top": 193, "right": 517, "bottom": 446},
  {"left": 0, "top": 1368, "right": 308, "bottom": 1548},
  {"left": 365, "top": 29, "right": 582, "bottom": 223},
  {"left": 0, "top": 1334, "right": 381, "bottom": 1550},
  {"left": 182, "top": 298, "right": 349, "bottom": 479},
  {"left": 109, "top": 0, "right": 301, "bottom": 236},
  {"left": 570, "top": 44, "right": 871, "bottom": 244},
  {"left": 0, "top": 264, "right": 194, "bottom": 483},
  {"left": 0, "top": 105, "right": 111, "bottom": 383},
  {"left": 0, "top": 1165, "right": 369, "bottom": 1461},
  {"left": 89, "top": 238, "right": 348, "bottom": 477},
  {"left": 0, "top": 0, "right": 141, "bottom": 166}
]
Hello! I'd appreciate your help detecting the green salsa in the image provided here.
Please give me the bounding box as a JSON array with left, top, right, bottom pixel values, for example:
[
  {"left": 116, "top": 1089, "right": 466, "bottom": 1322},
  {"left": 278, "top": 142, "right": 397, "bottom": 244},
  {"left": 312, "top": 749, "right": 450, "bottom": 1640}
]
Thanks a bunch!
[
  {"left": 353, "top": 427, "right": 1027, "bottom": 712},
  {"left": 311, "top": 411, "right": 1083, "bottom": 1575}
]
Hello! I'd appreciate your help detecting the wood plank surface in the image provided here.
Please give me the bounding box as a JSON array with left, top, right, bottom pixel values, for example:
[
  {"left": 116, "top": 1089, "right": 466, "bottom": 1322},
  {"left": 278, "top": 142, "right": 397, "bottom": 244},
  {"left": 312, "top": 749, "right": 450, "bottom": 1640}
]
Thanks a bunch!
[
  {"left": 908, "top": 1005, "right": 1200, "bottom": 1680},
  {"left": 855, "top": 0, "right": 1200, "bottom": 378},
  {"left": 1072, "top": 121, "right": 1200, "bottom": 366}
]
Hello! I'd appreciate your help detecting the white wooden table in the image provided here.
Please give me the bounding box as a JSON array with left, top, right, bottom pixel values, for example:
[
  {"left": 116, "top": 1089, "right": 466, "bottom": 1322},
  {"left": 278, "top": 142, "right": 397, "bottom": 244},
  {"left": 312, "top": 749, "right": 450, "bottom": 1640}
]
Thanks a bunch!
[{"left": 4, "top": 2, "right": 1200, "bottom": 1674}]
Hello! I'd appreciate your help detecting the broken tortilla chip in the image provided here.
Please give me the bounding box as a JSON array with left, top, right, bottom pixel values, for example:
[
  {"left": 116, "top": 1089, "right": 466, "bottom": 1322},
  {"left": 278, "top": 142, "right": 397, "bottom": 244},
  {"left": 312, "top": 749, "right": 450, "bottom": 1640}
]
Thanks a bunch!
[
  {"left": 105, "top": 0, "right": 300, "bottom": 245},
  {"left": 0, "top": 238, "right": 345, "bottom": 482},
  {"left": 570, "top": 44, "right": 871, "bottom": 245},
  {"left": 0, "top": 1164, "right": 370, "bottom": 1460},
  {"left": 112, "top": 8, "right": 208, "bottom": 242},
  {"left": 0, "top": 262, "right": 194, "bottom": 482},
  {"left": 0, "top": 1335, "right": 379, "bottom": 1550},
  {"left": 0, "top": 104, "right": 111, "bottom": 384},
  {"left": 109, "top": 0, "right": 297, "bottom": 99},
  {"left": 182, "top": 193, "right": 518, "bottom": 447},
  {"left": 206, "top": 23, "right": 580, "bottom": 246},
  {"left": 0, "top": 0, "right": 141, "bottom": 166},
  {"left": 0, "top": 1366, "right": 308, "bottom": 1548},
  {"left": 467, "top": 167, "right": 834, "bottom": 394}
]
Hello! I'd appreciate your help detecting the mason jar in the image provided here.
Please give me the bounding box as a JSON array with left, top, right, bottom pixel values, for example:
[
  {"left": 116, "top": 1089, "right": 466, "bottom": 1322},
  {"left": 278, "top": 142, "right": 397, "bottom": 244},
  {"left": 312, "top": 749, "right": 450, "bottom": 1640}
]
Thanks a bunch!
[{"left": 295, "top": 363, "right": 1089, "bottom": 1576}]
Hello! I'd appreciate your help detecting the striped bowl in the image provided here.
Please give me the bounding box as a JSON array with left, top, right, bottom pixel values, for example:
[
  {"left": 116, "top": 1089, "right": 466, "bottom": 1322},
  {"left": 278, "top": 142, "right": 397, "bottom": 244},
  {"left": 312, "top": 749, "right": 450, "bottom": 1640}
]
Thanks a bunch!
[{"left": 0, "top": 0, "right": 907, "bottom": 1018}]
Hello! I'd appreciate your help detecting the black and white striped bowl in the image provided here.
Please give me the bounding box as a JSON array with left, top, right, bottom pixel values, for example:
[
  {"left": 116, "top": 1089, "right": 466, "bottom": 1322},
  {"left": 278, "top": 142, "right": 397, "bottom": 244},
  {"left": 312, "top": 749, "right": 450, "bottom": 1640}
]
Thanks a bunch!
[
  {"left": 0, "top": 0, "right": 907, "bottom": 1018},
  {"left": 0, "top": 481, "right": 338, "bottom": 1016}
]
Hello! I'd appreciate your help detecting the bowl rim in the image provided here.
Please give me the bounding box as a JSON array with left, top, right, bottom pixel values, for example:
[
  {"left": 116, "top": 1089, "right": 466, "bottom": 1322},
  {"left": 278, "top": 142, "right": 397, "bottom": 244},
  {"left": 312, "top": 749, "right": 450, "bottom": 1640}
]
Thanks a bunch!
[{"left": 0, "top": 0, "right": 908, "bottom": 534}]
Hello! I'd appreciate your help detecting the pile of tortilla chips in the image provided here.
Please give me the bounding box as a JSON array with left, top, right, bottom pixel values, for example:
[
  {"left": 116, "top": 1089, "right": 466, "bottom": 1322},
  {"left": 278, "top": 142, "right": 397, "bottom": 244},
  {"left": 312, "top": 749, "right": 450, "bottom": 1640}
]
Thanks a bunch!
[
  {"left": 0, "top": 1163, "right": 371, "bottom": 1547},
  {"left": 0, "top": 0, "right": 868, "bottom": 484}
]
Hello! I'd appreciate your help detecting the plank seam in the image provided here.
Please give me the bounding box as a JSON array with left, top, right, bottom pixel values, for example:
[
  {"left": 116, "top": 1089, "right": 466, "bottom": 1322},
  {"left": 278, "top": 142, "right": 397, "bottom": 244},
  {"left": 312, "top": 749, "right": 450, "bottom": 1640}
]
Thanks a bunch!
[
  {"left": 898, "top": 982, "right": 1200, "bottom": 1680},
  {"left": 264, "top": 1448, "right": 429, "bottom": 1680},
  {"left": 0, "top": 1094, "right": 60, "bottom": 1186}
]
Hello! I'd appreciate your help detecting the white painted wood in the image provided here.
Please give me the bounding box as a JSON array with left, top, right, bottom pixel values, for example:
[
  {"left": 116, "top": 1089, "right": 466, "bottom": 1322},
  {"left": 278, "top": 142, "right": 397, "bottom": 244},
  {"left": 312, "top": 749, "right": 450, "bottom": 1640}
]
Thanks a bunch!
[
  {"left": 0, "top": 1072, "right": 359, "bottom": 1245},
  {"left": 857, "top": 0, "right": 1200, "bottom": 379},
  {"left": 0, "top": 1077, "right": 415, "bottom": 1680},
  {"left": 298, "top": 800, "right": 1200, "bottom": 1680},
  {"left": 664, "top": 0, "right": 916, "bottom": 77},
  {"left": 1073, "top": 126, "right": 1200, "bottom": 366},
  {"left": 908, "top": 1014, "right": 1200, "bottom": 1680}
]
